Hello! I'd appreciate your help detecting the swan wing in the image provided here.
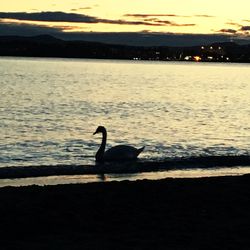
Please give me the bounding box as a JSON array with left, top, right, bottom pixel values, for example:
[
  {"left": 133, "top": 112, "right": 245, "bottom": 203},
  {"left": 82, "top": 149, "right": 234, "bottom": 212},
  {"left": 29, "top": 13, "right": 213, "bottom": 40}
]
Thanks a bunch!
[{"left": 104, "top": 145, "right": 144, "bottom": 161}]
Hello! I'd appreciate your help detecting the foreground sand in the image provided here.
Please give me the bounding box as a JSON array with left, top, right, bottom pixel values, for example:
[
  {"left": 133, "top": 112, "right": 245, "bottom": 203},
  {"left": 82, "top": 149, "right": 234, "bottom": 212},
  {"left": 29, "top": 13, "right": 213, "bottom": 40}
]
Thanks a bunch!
[{"left": 0, "top": 175, "right": 250, "bottom": 249}]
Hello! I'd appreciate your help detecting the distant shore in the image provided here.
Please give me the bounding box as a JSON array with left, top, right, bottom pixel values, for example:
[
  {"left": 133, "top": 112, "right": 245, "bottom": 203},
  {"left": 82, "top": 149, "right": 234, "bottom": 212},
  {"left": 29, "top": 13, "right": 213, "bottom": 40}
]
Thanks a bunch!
[
  {"left": 1, "top": 35, "right": 250, "bottom": 63},
  {"left": 0, "top": 175, "right": 250, "bottom": 249}
]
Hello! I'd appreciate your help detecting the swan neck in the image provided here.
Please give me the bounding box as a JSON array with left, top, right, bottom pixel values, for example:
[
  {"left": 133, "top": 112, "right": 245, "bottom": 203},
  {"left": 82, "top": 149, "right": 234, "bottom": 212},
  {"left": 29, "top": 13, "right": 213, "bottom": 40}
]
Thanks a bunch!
[
  {"left": 95, "top": 130, "right": 107, "bottom": 162},
  {"left": 100, "top": 130, "right": 107, "bottom": 150}
]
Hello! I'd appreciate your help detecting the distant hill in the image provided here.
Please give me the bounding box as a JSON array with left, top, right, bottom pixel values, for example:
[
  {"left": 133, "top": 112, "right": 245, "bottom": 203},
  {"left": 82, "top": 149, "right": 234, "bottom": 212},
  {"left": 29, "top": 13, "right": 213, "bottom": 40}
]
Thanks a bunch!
[
  {"left": 0, "top": 35, "right": 62, "bottom": 43},
  {"left": 0, "top": 35, "right": 250, "bottom": 62}
]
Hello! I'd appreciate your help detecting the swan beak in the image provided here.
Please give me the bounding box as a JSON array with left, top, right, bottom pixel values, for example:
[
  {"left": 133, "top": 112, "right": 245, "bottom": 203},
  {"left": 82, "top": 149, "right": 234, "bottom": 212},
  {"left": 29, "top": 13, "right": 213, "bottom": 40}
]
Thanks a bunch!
[{"left": 93, "top": 131, "right": 97, "bottom": 135}]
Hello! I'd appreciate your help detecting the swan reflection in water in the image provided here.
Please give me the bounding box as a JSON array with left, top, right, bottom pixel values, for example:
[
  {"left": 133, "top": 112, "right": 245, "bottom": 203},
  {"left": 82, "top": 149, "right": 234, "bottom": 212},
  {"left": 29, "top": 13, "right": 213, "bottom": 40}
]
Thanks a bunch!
[
  {"left": 98, "top": 173, "right": 106, "bottom": 181},
  {"left": 93, "top": 126, "right": 144, "bottom": 163}
]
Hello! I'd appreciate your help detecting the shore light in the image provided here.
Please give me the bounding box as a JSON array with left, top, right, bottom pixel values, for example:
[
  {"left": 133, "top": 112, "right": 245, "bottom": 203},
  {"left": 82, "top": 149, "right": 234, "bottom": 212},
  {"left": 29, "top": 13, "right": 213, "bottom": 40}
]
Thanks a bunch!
[{"left": 194, "top": 56, "right": 201, "bottom": 62}]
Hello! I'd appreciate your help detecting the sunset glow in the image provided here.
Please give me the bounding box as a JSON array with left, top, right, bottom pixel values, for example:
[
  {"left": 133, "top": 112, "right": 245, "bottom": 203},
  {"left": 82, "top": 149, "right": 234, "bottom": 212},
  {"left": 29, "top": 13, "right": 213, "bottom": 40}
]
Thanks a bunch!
[
  {"left": 0, "top": 0, "right": 250, "bottom": 46},
  {"left": 1, "top": 0, "right": 250, "bottom": 33}
]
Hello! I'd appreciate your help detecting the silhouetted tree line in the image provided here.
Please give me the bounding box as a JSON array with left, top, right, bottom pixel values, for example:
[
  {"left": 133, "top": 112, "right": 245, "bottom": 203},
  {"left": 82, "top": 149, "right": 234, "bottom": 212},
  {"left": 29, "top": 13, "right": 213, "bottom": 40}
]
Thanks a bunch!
[{"left": 0, "top": 35, "right": 250, "bottom": 62}]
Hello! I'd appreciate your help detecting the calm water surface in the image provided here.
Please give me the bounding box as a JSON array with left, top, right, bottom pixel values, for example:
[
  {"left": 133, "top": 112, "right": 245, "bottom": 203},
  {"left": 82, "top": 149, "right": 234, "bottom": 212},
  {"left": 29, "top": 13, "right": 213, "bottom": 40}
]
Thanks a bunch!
[{"left": 1, "top": 57, "right": 250, "bottom": 184}]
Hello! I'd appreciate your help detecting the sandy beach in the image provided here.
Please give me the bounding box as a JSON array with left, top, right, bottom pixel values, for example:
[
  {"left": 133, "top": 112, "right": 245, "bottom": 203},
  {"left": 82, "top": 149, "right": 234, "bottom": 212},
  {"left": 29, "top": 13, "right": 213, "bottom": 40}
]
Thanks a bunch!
[{"left": 0, "top": 175, "right": 250, "bottom": 249}]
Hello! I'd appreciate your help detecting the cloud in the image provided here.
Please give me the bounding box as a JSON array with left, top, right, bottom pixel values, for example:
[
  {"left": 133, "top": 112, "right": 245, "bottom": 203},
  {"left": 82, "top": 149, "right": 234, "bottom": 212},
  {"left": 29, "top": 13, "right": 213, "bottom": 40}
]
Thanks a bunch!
[
  {"left": 150, "top": 19, "right": 195, "bottom": 26},
  {"left": 240, "top": 26, "right": 250, "bottom": 31},
  {"left": 194, "top": 15, "right": 214, "bottom": 18},
  {"left": 0, "top": 11, "right": 196, "bottom": 27},
  {"left": 99, "top": 19, "right": 162, "bottom": 26},
  {"left": 124, "top": 14, "right": 187, "bottom": 18},
  {"left": 0, "top": 12, "right": 249, "bottom": 46},
  {"left": 124, "top": 13, "right": 214, "bottom": 18},
  {"left": 71, "top": 7, "right": 92, "bottom": 11},
  {"left": 226, "top": 21, "right": 242, "bottom": 27},
  {"left": 220, "top": 22, "right": 250, "bottom": 35},
  {"left": 102, "top": 18, "right": 196, "bottom": 27},
  {"left": 218, "top": 28, "right": 237, "bottom": 34},
  {"left": 0, "top": 11, "right": 98, "bottom": 23},
  {"left": 124, "top": 13, "right": 215, "bottom": 26},
  {"left": 124, "top": 14, "right": 196, "bottom": 26}
]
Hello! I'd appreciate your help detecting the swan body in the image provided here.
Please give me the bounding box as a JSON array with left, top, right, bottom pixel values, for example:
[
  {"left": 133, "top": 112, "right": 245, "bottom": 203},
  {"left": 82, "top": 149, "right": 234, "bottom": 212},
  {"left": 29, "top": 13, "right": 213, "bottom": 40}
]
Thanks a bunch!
[{"left": 93, "top": 126, "right": 144, "bottom": 162}]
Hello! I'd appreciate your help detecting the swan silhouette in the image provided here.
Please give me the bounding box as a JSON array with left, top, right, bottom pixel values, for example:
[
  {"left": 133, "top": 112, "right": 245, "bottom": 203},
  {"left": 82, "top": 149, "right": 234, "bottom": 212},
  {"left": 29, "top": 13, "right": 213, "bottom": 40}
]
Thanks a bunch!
[{"left": 93, "top": 126, "right": 144, "bottom": 162}]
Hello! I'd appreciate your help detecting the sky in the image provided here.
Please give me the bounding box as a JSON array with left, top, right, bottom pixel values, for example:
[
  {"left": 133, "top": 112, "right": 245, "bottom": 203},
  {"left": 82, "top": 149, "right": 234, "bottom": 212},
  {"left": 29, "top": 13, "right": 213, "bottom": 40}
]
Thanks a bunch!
[{"left": 1, "top": 0, "right": 250, "bottom": 46}]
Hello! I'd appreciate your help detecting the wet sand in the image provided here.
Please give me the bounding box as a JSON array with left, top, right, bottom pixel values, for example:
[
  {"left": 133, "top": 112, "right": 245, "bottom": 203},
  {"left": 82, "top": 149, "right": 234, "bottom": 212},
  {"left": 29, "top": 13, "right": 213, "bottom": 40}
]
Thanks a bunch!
[{"left": 0, "top": 175, "right": 250, "bottom": 249}]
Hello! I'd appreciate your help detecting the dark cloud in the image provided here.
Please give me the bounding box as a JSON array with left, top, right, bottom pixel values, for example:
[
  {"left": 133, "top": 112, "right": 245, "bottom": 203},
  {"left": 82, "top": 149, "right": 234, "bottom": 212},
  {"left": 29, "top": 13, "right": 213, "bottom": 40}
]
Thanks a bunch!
[
  {"left": 215, "top": 24, "right": 250, "bottom": 37},
  {"left": 124, "top": 14, "right": 196, "bottom": 26},
  {"left": 99, "top": 19, "right": 163, "bottom": 26},
  {"left": 0, "top": 11, "right": 195, "bottom": 27},
  {"left": 151, "top": 19, "right": 195, "bottom": 26},
  {"left": 240, "top": 26, "right": 250, "bottom": 31},
  {"left": 151, "top": 19, "right": 176, "bottom": 25},
  {"left": 0, "top": 11, "right": 98, "bottom": 23},
  {"left": 218, "top": 28, "right": 237, "bottom": 34},
  {"left": 224, "top": 22, "right": 250, "bottom": 34}
]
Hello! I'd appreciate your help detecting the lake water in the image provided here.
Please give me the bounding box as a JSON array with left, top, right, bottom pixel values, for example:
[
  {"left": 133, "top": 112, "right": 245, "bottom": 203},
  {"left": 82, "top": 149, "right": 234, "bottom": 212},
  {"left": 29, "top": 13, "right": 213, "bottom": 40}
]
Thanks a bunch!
[{"left": 1, "top": 57, "right": 250, "bottom": 185}]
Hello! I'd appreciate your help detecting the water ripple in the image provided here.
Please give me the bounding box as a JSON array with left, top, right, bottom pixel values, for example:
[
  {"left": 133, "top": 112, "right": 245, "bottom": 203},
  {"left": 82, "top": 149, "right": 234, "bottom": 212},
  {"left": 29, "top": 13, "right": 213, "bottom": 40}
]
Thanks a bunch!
[{"left": 1, "top": 58, "right": 250, "bottom": 168}]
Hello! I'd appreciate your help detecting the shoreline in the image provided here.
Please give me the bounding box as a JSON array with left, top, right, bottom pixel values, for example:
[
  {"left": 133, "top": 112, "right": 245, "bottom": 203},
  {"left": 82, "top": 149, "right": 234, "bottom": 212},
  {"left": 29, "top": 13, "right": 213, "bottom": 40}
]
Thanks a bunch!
[
  {"left": 2, "top": 55, "right": 250, "bottom": 64},
  {"left": 1, "top": 169, "right": 250, "bottom": 188},
  {"left": 0, "top": 175, "right": 250, "bottom": 249},
  {"left": 1, "top": 155, "right": 250, "bottom": 180}
]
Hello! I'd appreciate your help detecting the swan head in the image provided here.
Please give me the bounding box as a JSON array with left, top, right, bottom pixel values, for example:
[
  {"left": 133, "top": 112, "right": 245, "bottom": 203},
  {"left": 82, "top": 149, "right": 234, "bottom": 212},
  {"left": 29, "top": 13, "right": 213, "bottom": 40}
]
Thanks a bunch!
[{"left": 93, "top": 126, "right": 106, "bottom": 135}]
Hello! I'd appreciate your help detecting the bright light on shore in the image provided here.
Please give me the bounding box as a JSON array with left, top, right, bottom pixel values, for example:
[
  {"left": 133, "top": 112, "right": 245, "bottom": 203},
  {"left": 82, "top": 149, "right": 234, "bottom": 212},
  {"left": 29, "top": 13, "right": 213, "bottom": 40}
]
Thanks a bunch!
[{"left": 194, "top": 56, "right": 201, "bottom": 62}]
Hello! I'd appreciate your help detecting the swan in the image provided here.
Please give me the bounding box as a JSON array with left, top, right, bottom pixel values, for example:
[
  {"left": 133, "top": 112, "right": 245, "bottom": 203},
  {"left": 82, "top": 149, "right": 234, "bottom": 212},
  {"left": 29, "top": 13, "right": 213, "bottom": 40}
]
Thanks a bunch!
[{"left": 93, "top": 126, "right": 144, "bottom": 162}]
